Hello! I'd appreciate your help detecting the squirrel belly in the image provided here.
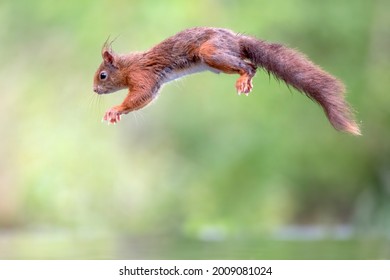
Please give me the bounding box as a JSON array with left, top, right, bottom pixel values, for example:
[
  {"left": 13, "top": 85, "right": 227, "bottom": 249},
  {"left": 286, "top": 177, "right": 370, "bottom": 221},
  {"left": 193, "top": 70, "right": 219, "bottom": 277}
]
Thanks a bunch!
[
  {"left": 161, "top": 63, "right": 221, "bottom": 84},
  {"left": 93, "top": 27, "right": 360, "bottom": 135}
]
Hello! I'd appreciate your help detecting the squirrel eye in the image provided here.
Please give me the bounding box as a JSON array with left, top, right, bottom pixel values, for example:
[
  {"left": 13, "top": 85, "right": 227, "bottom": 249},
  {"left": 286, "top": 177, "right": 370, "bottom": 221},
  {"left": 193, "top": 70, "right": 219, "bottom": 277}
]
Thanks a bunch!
[{"left": 99, "top": 71, "right": 108, "bottom": 81}]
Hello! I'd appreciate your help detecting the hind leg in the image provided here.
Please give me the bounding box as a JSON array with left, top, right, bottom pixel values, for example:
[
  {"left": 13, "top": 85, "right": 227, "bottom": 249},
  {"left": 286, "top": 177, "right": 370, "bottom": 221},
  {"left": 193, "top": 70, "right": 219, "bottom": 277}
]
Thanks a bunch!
[{"left": 199, "top": 43, "right": 256, "bottom": 95}]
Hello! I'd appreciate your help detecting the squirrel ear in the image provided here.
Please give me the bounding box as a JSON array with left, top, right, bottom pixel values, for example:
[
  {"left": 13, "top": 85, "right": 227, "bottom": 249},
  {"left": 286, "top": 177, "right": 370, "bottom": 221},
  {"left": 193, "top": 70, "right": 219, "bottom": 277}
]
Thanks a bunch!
[
  {"left": 101, "top": 38, "right": 118, "bottom": 68},
  {"left": 102, "top": 49, "right": 116, "bottom": 67}
]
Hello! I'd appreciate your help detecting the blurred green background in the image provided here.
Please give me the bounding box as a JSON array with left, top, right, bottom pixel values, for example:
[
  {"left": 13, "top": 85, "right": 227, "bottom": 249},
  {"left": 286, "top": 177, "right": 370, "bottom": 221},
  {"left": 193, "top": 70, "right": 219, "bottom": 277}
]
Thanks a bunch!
[{"left": 0, "top": 0, "right": 389, "bottom": 259}]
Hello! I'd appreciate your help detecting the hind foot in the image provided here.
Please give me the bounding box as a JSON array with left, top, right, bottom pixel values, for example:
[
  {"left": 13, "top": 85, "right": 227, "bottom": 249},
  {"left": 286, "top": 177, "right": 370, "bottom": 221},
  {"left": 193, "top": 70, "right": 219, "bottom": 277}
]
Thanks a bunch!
[{"left": 236, "top": 75, "right": 253, "bottom": 95}]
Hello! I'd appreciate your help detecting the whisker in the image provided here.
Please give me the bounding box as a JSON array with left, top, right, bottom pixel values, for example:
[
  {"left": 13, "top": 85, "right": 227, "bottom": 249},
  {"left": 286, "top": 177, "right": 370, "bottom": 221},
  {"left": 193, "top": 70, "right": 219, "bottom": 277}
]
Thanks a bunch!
[
  {"left": 131, "top": 110, "right": 145, "bottom": 127},
  {"left": 132, "top": 111, "right": 139, "bottom": 126},
  {"left": 84, "top": 93, "right": 106, "bottom": 121}
]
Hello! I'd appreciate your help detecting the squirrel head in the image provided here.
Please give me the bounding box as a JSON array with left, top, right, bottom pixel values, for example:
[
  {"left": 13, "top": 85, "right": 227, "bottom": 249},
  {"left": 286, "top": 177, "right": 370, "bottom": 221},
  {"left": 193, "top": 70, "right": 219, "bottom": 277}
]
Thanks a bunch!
[{"left": 93, "top": 40, "right": 127, "bottom": 94}]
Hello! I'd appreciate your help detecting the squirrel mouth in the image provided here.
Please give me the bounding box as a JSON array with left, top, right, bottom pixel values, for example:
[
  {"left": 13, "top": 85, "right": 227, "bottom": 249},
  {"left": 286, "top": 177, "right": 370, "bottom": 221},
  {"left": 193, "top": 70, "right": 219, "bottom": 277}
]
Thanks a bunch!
[{"left": 93, "top": 86, "right": 108, "bottom": 94}]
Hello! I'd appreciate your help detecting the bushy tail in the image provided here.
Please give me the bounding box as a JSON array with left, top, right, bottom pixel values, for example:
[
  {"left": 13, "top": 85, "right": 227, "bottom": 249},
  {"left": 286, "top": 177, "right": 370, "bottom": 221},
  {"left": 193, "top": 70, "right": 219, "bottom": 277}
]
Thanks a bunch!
[{"left": 241, "top": 37, "right": 361, "bottom": 135}]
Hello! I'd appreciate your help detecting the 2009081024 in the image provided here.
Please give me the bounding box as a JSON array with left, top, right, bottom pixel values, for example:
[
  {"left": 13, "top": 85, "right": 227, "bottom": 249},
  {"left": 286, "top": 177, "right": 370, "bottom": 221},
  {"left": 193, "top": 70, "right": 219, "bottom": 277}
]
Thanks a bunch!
[{"left": 212, "top": 266, "right": 272, "bottom": 276}]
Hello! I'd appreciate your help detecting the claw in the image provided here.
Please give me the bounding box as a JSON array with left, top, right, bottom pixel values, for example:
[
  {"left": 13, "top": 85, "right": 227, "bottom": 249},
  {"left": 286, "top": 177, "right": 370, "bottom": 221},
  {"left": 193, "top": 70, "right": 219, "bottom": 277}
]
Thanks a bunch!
[{"left": 102, "top": 106, "right": 122, "bottom": 125}]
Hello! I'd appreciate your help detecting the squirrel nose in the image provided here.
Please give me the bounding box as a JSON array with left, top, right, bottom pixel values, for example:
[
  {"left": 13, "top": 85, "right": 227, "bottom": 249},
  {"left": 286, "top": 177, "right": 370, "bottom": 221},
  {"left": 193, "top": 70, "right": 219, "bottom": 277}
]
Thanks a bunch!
[{"left": 93, "top": 86, "right": 99, "bottom": 93}]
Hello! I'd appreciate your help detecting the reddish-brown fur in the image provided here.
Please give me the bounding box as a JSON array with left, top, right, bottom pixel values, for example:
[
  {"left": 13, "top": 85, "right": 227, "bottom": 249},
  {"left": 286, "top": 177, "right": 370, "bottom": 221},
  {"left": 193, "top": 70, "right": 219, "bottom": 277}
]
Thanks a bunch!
[{"left": 93, "top": 27, "right": 360, "bottom": 135}]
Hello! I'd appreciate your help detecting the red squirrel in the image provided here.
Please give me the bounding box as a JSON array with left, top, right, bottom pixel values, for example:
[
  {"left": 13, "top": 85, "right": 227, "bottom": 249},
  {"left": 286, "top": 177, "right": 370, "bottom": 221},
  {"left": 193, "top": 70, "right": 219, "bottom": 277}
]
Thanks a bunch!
[{"left": 93, "top": 27, "right": 360, "bottom": 135}]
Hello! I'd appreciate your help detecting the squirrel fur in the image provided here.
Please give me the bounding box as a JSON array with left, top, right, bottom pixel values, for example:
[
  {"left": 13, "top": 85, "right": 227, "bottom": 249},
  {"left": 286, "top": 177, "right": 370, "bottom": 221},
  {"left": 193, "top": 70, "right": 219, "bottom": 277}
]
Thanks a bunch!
[{"left": 93, "top": 27, "right": 360, "bottom": 135}]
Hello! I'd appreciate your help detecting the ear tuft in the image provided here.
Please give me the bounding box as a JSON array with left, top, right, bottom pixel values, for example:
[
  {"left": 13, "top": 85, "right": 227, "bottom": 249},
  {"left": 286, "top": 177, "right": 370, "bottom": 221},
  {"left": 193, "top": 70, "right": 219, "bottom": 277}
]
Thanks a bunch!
[{"left": 101, "top": 37, "right": 118, "bottom": 68}]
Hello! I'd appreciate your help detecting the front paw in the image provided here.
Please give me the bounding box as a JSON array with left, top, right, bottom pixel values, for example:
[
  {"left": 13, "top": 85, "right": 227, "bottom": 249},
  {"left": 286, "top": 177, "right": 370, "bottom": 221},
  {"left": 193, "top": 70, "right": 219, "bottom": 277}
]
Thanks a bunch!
[{"left": 103, "top": 107, "right": 122, "bottom": 124}]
